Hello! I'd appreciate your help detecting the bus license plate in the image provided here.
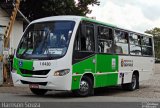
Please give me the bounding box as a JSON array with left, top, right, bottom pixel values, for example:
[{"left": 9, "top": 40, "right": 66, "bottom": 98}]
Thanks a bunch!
[{"left": 29, "top": 84, "right": 39, "bottom": 89}]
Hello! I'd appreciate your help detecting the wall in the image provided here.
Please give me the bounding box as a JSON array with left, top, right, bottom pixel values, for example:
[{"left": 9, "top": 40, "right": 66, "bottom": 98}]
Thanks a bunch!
[
  {"left": 0, "top": 8, "right": 23, "bottom": 54},
  {"left": 10, "top": 20, "right": 23, "bottom": 54}
]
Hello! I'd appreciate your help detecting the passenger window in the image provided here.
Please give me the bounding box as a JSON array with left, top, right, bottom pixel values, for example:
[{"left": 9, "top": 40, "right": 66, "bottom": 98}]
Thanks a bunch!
[
  {"left": 142, "top": 37, "right": 153, "bottom": 56},
  {"left": 73, "top": 22, "right": 95, "bottom": 63},
  {"left": 129, "top": 34, "right": 141, "bottom": 45},
  {"left": 98, "top": 26, "right": 113, "bottom": 53},
  {"left": 142, "top": 37, "right": 152, "bottom": 46},
  {"left": 74, "top": 23, "right": 95, "bottom": 52},
  {"left": 114, "top": 30, "right": 129, "bottom": 54},
  {"left": 129, "top": 33, "right": 142, "bottom": 55},
  {"left": 85, "top": 25, "right": 95, "bottom": 51}
]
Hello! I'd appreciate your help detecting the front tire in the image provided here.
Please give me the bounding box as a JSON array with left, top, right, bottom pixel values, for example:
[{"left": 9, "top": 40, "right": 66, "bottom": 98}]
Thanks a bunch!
[
  {"left": 73, "top": 76, "right": 93, "bottom": 97},
  {"left": 30, "top": 88, "right": 48, "bottom": 96},
  {"left": 122, "top": 74, "right": 139, "bottom": 91}
]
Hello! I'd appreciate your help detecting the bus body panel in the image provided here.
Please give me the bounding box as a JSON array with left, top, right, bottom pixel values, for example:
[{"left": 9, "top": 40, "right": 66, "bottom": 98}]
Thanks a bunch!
[
  {"left": 95, "top": 54, "right": 118, "bottom": 87},
  {"left": 72, "top": 55, "right": 96, "bottom": 90},
  {"left": 12, "top": 16, "right": 81, "bottom": 91},
  {"left": 72, "top": 54, "right": 119, "bottom": 90},
  {"left": 12, "top": 72, "right": 72, "bottom": 90},
  {"left": 117, "top": 56, "right": 154, "bottom": 84},
  {"left": 71, "top": 54, "right": 154, "bottom": 90},
  {"left": 12, "top": 55, "right": 73, "bottom": 90},
  {"left": 11, "top": 16, "right": 154, "bottom": 93}
]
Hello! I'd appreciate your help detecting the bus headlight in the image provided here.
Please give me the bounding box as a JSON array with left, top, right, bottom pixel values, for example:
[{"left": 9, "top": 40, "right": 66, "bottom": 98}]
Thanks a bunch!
[{"left": 54, "top": 69, "right": 70, "bottom": 76}]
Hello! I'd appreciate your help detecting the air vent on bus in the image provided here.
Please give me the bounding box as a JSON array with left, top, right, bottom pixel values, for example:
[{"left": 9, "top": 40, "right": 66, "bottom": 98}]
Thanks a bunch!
[{"left": 20, "top": 69, "right": 50, "bottom": 75}]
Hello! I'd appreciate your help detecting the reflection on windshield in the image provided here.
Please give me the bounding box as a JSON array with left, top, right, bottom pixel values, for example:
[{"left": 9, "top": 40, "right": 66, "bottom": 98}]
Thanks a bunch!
[{"left": 17, "top": 21, "right": 75, "bottom": 59}]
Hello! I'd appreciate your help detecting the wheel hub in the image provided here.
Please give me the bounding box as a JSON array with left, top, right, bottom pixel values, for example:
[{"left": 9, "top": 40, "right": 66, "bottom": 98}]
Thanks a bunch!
[
  {"left": 80, "top": 80, "right": 89, "bottom": 92},
  {"left": 132, "top": 76, "right": 136, "bottom": 89}
]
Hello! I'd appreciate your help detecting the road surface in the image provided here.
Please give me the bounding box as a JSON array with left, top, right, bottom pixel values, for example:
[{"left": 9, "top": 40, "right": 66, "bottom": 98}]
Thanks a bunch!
[{"left": 0, "top": 64, "right": 160, "bottom": 103}]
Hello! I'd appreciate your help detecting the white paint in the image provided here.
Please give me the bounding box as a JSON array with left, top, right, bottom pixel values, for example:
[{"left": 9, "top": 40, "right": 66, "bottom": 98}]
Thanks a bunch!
[
  {"left": 0, "top": 8, "right": 23, "bottom": 54},
  {"left": 117, "top": 56, "right": 154, "bottom": 84},
  {"left": 12, "top": 16, "right": 155, "bottom": 91},
  {"left": 12, "top": 16, "right": 81, "bottom": 90}
]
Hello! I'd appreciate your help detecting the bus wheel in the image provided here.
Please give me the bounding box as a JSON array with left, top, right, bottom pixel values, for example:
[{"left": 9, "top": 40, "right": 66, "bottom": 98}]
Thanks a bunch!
[
  {"left": 30, "top": 88, "right": 48, "bottom": 96},
  {"left": 122, "top": 74, "right": 139, "bottom": 91},
  {"left": 73, "top": 76, "right": 93, "bottom": 97}
]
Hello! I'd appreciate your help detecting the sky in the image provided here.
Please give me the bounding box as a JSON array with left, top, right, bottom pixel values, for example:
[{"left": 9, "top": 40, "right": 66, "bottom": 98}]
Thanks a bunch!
[{"left": 87, "top": 0, "right": 160, "bottom": 33}]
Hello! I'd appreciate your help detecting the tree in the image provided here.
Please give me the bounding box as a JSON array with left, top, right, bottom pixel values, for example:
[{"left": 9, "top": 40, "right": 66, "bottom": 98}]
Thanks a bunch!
[
  {"left": 19, "top": 0, "right": 100, "bottom": 21},
  {"left": 145, "top": 27, "right": 160, "bottom": 59},
  {"left": 145, "top": 27, "right": 160, "bottom": 37}
]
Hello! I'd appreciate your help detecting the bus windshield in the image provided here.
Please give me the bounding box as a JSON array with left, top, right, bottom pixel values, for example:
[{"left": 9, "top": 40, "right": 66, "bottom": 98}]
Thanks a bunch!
[{"left": 16, "top": 21, "right": 75, "bottom": 60}]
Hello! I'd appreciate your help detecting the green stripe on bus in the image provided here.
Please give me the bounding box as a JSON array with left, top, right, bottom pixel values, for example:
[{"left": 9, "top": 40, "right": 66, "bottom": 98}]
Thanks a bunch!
[
  {"left": 72, "top": 56, "right": 95, "bottom": 90},
  {"left": 95, "top": 54, "right": 118, "bottom": 87},
  {"left": 13, "top": 57, "right": 34, "bottom": 75},
  {"left": 81, "top": 17, "right": 117, "bottom": 28},
  {"left": 72, "top": 56, "right": 96, "bottom": 74},
  {"left": 71, "top": 54, "right": 119, "bottom": 90}
]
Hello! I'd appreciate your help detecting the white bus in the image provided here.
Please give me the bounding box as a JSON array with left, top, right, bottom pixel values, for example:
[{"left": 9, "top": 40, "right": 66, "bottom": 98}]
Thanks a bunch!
[{"left": 12, "top": 16, "right": 155, "bottom": 96}]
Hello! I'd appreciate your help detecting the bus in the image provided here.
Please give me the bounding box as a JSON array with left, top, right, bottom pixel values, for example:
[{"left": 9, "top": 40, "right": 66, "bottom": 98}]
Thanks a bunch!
[{"left": 12, "top": 16, "right": 155, "bottom": 96}]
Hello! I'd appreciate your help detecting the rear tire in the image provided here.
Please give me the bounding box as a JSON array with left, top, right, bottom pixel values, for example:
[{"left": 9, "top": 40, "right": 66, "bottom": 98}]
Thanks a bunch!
[
  {"left": 122, "top": 74, "right": 139, "bottom": 91},
  {"left": 30, "top": 88, "right": 48, "bottom": 96},
  {"left": 72, "top": 76, "right": 94, "bottom": 97}
]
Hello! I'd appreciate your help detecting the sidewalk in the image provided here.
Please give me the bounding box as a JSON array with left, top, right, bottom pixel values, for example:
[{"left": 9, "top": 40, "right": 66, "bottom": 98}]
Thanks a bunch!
[{"left": 1, "top": 79, "right": 13, "bottom": 87}]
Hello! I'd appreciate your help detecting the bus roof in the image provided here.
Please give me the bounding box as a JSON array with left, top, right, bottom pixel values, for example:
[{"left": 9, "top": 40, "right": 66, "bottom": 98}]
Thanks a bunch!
[
  {"left": 81, "top": 17, "right": 153, "bottom": 37},
  {"left": 31, "top": 15, "right": 153, "bottom": 37}
]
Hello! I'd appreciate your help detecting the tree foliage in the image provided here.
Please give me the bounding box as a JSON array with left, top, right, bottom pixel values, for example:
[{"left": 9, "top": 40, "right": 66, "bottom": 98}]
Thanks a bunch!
[
  {"left": 145, "top": 27, "right": 160, "bottom": 37},
  {"left": 19, "top": 0, "right": 100, "bottom": 21},
  {"left": 145, "top": 27, "right": 160, "bottom": 59}
]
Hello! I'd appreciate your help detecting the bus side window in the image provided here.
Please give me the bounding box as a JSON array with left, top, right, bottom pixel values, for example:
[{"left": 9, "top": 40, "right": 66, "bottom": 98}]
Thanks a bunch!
[
  {"left": 114, "top": 30, "right": 129, "bottom": 54},
  {"left": 73, "top": 22, "right": 95, "bottom": 63},
  {"left": 75, "top": 23, "right": 95, "bottom": 52},
  {"left": 98, "top": 26, "right": 113, "bottom": 53},
  {"left": 129, "top": 33, "right": 142, "bottom": 55},
  {"left": 85, "top": 25, "right": 95, "bottom": 51},
  {"left": 142, "top": 36, "right": 153, "bottom": 56}
]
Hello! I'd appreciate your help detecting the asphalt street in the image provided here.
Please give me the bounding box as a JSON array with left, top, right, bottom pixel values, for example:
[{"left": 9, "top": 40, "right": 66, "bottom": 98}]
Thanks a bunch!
[{"left": 0, "top": 64, "right": 160, "bottom": 108}]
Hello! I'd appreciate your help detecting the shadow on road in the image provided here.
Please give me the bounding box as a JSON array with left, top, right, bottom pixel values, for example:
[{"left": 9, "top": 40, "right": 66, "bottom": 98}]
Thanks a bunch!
[{"left": 19, "top": 86, "right": 139, "bottom": 99}]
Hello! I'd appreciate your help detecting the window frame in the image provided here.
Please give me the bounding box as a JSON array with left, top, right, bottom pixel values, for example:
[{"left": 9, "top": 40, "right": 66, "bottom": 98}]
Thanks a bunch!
[
  {"left": 73, "top": 20, "right": 154, "bottom": 58},
  {"left": 97, "top": 25, "right": 113, "bottom": 54},
  {"left": 74, "top": 21, "right": 95, "bottom": 53},
  {"left": 129, "top": 33, "right": 142, "bottom": 56},
  {"left": 113, "top": 29, "right": 130, "bottom": 55},
  {"left": 141, "top": 36, "right": 153, "bottom": 57},
  {"left": 72, "top": 21, "right": 96, "bottom": 64}
]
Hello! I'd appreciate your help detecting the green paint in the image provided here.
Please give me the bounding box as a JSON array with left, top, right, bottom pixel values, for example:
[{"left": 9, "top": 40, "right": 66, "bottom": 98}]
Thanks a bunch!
[
  {"left": 14, "top": 53, "right": 119, "bottom": 90},
  {"left": 72, "top": 76, "right": 82, "bottom": 90},
  {"left": 72, "top": 54, "right": 119, "bottom": 90},
  {"left": 13, "top": 57, "right": 33, "bottom": 76},
  {"left": 72, "top": 56, "right": 96, "bottom": 74},
  {"left": 71, "top": 56, "right": 95, "bottom": 90},
  {"left": 13, "top": 58, "right": 18, "bottom": 70},
  {"left": 18, "top": 49, "right": 25, "bottom": 55},
  {"left": 81, "top": 17, "right": 117, "bottom": 28},
  {"left": 96, "top": 54, "right": 118, "bottom": 72}
]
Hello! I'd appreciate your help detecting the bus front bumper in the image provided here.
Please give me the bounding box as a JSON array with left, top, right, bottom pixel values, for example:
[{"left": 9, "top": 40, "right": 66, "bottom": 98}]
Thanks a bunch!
[{"left": 11, "top": 72, "right": 72, "bottom": 91}]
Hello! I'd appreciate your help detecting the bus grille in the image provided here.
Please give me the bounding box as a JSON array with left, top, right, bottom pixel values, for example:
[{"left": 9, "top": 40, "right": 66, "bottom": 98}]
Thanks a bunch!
[
  {"left": 20, "top": 69, "right": 50, "bottom": 75},
  {"left": 20, "top": 80, "right": 47, "bottom": 86}
]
